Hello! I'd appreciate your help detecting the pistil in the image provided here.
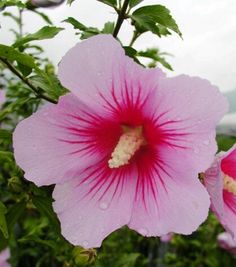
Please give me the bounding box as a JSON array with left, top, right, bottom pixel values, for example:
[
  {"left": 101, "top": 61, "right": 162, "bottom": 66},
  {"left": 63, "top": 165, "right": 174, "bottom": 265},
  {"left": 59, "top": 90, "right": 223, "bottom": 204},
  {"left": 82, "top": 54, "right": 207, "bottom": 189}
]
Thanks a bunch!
[
  {"left": 224, "top": 174, "right": 236, "bottom": 195},
  {"left": 108, "top": 126, "right": 145, "bottom": 168}
]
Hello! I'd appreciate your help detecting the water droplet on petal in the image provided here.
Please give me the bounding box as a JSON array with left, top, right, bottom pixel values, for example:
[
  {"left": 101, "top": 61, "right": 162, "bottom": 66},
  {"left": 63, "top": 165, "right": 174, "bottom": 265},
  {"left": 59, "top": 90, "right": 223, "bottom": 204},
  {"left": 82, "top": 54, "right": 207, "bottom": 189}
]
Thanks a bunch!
[
  {"left": 203, "top": 140, "right": 210, "bottom": 145},
  {"left": 82, "top": 240, "right": 89, "bottom": 248},
  {"left": 99, "top": 202, "right": 108, "bottom": 210},
  {"left": 194, "top": 147, "right": 200, "bottom": 154},
  {"left": 138, "top": 228, "right": 148, "bottom": 236}
]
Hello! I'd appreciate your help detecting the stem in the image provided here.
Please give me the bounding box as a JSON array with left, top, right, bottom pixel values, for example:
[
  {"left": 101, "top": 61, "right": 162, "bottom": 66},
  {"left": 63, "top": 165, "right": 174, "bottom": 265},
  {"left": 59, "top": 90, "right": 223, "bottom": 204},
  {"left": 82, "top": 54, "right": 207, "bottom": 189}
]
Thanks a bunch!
[
  {"left": 113, "top": 0, "right": 130, "bottom": 38},
  {"left": 0, "top": 58, "right": 57, "bottom": 104},
  {"left": 19, "top": 8, "right": 23, "bottom": 37}
]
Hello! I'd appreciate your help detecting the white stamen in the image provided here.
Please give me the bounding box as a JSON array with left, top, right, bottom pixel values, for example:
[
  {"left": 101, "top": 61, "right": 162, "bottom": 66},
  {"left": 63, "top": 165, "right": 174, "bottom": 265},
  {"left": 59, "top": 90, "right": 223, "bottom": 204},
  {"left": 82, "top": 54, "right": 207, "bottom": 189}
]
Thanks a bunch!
[
  {"left": 224, "top": 175, "right": 236, "bottom": 195},
  {"left": 108, "top": 126, "right": 145, "bottom": 168}
]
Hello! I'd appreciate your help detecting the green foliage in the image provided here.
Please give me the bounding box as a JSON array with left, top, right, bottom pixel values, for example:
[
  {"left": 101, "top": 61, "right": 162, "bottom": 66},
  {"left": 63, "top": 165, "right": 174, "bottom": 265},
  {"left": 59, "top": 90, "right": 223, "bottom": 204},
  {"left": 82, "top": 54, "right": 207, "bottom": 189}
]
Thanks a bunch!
[
  {"left": 131, "top": 5, "right": 182, "bottom": 38},
  {"left": 129, "top": 0, "right": 144, "bottom": 8},
  {"left": 13, "top": 26, "right": 63, "bottom": 47},
  {"left": 97, "top": 0, "right": 117, "bottom": 8},
  {"left": 0, "top": 0, "right": 25, "bottom": 8},
  {"left": 0, "top": 201, "right": 9, "bottom": 239}
]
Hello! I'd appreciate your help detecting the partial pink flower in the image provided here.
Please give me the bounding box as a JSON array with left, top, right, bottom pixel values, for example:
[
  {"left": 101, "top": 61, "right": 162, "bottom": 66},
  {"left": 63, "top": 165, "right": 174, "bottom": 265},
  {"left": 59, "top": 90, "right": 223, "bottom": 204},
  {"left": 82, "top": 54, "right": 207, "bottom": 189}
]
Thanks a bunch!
[
  {"left": 204, "top": 145, "right": 236, "bottom": 239},
  {"left": 217, "top": 232, "right": 236, "bottom": 255},
  {"left": 13, "top": 34, "right": 228, "bottom": 248},
  {"left": 0, "top": 90, "right": 5, "bottom": 107},
  {"left": 0, "top": 248, "right": 10, "bottom": 267},
  {"left": 160, "top": 233, "right": 173, "bottom": 243}
]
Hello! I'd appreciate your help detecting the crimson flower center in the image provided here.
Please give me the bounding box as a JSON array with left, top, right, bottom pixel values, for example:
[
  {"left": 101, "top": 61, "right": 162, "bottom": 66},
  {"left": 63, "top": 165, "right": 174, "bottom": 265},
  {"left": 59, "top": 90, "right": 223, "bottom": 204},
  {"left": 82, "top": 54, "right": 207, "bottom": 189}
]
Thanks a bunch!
[
  {"left": 223, "top": 174, "right": 236, "bottom": 195},
  {"left": 108, "top": 125, "right": 146, "bottom": 169}
]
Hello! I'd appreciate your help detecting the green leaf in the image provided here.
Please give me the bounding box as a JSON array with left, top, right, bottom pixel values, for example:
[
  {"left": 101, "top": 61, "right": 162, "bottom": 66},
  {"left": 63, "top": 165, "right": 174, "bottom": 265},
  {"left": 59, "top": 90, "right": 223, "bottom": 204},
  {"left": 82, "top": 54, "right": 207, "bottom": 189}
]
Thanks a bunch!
[
  {"left": 63, "top": 17, "right": 87, "bottom": 31},
  {"left": 0, "top": 129, "right": 12, "bottom": 141},
  {"left": 0, "top": 0, "right": 25, "bottom": 8},
  {"left": 0, "top": 151, "right": 14, "bottom": 163},
  {"left": 0, "top": 44, "right": 37, "bottom": 69},
  {"left": 6, "top": 201, "right": 26, "bottom": 229},
  {"left": 30, "top": 73, "right": 67, "bottom": 100},
  {"left": 97, "top": 0, "right": 117, "bottom": 8},
  {"left": 0, "top": 202, "right": 9, "bottom": 239},
  {"left": 80, "top": 27, "right": 100, "bottom": 40},
  {"left": 13, "top": 26, "right": 64, "bottom": 48},
  {"left": 138, "top": 48, "right": 173, "bottom": 70},
  {"left": 129, "top": 0, "right": 144, "bottom": 8},
  {"left": 31, "top": 10, "right": 53, "bottom": 25},
  {"left": 102, "top": 22, "right": 115, "bottom": 34},
  {"left": 32, "top": 196, "right": 60, "bottom": 233},
  {"left": 67, "top": 0, "right": 76, "bottom": 5},
  {"left": 131, "top": 5, "right": 182, "bottom": 38}
]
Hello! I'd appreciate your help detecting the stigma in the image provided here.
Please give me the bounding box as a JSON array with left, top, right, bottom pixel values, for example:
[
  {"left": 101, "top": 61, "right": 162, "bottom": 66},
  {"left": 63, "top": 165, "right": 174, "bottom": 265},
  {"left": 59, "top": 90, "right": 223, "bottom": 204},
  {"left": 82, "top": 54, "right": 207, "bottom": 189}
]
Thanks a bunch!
[
  {"left": 108, "top": 125, "right": 146, "bottom": 168},
  {"left": 223, "top": 174, "right": 236, "bottom": 195}
]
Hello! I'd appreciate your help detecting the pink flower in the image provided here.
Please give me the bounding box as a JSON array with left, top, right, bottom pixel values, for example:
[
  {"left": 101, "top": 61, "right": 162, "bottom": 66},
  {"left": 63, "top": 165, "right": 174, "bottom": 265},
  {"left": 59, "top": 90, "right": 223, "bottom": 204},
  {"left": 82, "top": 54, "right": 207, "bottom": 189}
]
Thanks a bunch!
[
  {"left": 217, "top": 232, "right": 236, "bottom": 255},
  {"left": 0, "top": 248, "right": 11, "bottom": 267},
  {"left": 13, "top": 34, "right": 228, "bottom": 248},
  {"left": 204, "top": 145, "right": 236, "bottom": 239}
]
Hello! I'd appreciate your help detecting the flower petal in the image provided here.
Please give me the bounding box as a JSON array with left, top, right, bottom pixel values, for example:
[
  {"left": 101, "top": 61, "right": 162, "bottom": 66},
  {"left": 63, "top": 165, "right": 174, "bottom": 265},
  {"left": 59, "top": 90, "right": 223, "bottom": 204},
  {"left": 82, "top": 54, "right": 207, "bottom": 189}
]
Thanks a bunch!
[
  {"left": 204, "top": 158, "right": 224, "bottom": 217},
  {"left": 128, "top": 149, "right": 210, "bottom": 236},
  {"left": 53, "top": 163, "right": 137, "bottom": 248},
  {"left": 58, "top": 34, "right": 165, "bottom": 115},
  {"left": 221, "top": 145, "right": 236, "bottom": 179},
  {"left": 146, "top": 75, "right": 228, "bottom": 172},
  {"left": 13, "top": 94, "right": 119, "bottom": 186}
]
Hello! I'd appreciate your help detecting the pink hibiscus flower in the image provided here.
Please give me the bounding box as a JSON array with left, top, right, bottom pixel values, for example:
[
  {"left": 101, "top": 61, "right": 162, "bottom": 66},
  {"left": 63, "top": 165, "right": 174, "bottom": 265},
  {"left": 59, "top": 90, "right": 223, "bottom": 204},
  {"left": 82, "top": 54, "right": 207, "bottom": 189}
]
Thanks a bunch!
[
  {"left": 13, "top": 34, "right": 228, "bottom": 248},
  {"left": 0, "top": 248, "right": 11, "bottom": 267},
  {"left": 217, "top": 232, "right": 236, "bottom": 255},
  {"left": 204, "top": 145, "right": 236, "bottom": 239}
]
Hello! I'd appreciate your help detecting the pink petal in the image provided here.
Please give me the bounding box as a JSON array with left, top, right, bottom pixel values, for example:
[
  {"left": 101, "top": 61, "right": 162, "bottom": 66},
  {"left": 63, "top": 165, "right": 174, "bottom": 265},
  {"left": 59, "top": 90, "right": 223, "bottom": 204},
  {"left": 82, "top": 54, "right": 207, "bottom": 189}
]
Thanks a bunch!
[
  {"left": 58, "top": 34, "right": 165, "bottom": 114},
  {"left": 53, "top": 163, "right": 137, "bottom": 248},
  {"left": 148, "top": 75, "right": 228, "bottom": 173},
  {"left": 128, "top": 150, "right": 210, "bottom": 236},
  {"left": 217, "top": 232, "right": 236, "bottom": 254},
  {"left": 13, "top": 94, "right": 119, "bottom": 186},
  {"left": 221, "top": 145, "right": 236, "bottom": 179},
  {"left": 223, "top": 191, "right": 236, "bottom": 238},
  {"left": 204, "top": 158, "right": 224, "bottom": 218},
  {"left": 0, "top": 248, "right": 10, "bottom": 267}
]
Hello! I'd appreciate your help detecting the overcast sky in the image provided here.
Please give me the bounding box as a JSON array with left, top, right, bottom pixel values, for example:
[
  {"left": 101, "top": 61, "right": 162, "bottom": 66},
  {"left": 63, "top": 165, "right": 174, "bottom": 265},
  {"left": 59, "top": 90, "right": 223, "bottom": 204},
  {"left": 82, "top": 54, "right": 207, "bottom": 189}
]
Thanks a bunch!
[{"left": 1, "top": 0, "right": 236, "bottom": 92}]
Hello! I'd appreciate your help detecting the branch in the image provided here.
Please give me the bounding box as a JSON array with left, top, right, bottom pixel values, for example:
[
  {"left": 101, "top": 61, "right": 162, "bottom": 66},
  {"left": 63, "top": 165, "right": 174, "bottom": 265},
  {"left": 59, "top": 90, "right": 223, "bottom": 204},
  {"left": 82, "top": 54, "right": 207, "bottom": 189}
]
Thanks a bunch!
[
  {"left": 113, "top": 0, "right": 130, "bottom": 38},
  {"left": 0, "top": 57, "right": 57, "bottom": 104}
]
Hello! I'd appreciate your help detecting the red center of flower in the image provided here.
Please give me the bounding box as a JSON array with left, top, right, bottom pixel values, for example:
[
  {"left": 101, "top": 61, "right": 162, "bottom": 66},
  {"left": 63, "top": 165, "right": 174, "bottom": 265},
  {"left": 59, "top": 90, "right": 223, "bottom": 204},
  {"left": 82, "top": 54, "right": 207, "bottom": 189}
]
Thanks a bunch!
[{"left": 108, "top": 125, "right": 146, "bottom": 168}]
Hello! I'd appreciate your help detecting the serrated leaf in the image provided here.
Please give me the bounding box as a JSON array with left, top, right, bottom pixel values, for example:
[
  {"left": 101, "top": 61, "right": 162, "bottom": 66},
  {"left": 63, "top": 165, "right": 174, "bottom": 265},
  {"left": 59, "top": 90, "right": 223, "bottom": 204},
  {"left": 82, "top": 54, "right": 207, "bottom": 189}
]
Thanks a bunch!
[
  {"left": 129, "top": 0, "right": 143, "bottom": 8},
  {"left": 13, "top": 26, "right": 64, "bottom": 48},
  {"left": 30, "top": 73, "right": 67, "bottom": 99},
  {"left": 63, "top": 17, "right": 87, "bottom": 31},
  {"left": 102, "top": 22, "right": 115, "bottom": 34},
  {"left": 131, "top": 5, "right": 182, "bottom": 38},
  {"left": 0, "top": 44, "right": 37, "bottom": 69},
  {"left": 0, "top": 202, "right": 8, "bottom": 239}
]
